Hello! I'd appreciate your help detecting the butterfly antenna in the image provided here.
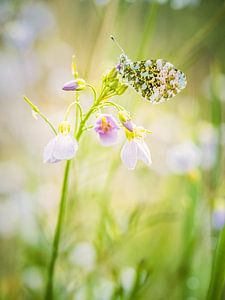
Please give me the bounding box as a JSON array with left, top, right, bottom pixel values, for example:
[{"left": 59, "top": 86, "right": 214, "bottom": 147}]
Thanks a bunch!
[{"left": 110, "top": 35, "right": 125, "bottom": 54}]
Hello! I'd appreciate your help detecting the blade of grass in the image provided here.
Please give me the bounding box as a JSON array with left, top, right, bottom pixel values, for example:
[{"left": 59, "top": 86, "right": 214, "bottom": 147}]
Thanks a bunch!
[{"left": 207, "top": 227, "right": 225, "bottom": 300}]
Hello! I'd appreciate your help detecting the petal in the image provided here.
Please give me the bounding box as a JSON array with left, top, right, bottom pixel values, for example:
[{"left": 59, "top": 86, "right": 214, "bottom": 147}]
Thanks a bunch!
[
  {"left": 99, "top": 131, "right": 118, "bottom": 147},
  {"left": 135, "top": 139, "right": 152, "bottom": 166},
  {"left": 43, "top": 136, "right": 61, "bottom": 163},
  {"left": 53, "top": 134, "right": 78, "bottom": 160},
  {"left": 62, "top": 80, "right": 78, "bottom": 91},
  {"left": 105, "top": 114, "right": 120, "bottom": 129},
  {"left": 123, "top": 120, "right": 134, "bottom": 132},
  {"left": 121, "top": 140, "right": 137, "bottom": 170}
]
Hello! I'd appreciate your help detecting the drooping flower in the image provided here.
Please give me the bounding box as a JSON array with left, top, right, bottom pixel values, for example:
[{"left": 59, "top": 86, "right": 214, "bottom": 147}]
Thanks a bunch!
[
  {"left": 62, "top": 78, "right": 86, "bottom": 91},
  {"left": 43, "top": 121, "right": 78, "bottom": 163},
  {"left": 94, "top": 114, "right": 120, "bottom": 146},
  {"left": 119, "top": 112, "right": 152, "bottom": 170}
]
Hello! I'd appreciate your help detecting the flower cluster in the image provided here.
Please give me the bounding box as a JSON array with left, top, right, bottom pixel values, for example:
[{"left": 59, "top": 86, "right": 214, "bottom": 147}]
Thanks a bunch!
[
  {"left": 37, "top": 56, "right": 152, "bottom": 170},
  {"left": 23, "top": 52, "right": 185, "bottom": 171},
  {"left": 43, "top": 111, "right": 152, "bottom": 170},
  {"left": 100, "top": 67, "right": 128, "bottom": 100}
]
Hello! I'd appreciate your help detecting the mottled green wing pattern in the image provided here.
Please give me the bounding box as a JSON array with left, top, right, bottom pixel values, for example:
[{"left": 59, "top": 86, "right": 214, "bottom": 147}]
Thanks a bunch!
[{"left": 116, "top": 54, "right": 187, "bottom": 104}]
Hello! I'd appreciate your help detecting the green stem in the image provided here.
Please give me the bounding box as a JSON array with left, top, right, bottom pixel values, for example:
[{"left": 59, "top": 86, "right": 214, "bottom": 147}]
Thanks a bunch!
[
  {"left": 207, "top": 227, "right": 225, "bottom": 300},
  {"left": 75, "top": 94, "right": 102, "bottom": 141},
  {"left": 23, "top": 96, "right": 57, "bottom": 135},
  {"left": 45, "top": 89, "right": 102, "bottom": 299},
  {"left": 45, "top": 160, "right": 71, "bottom": 300},
  {"left": 38, "top": 112, "right": 57, "bottom": 135},
  {"left": 86, "top": 83, "right": 97, "bottom": 103},
  {"left": 74, "top": 92, "right": 80, "bottom": 135}
]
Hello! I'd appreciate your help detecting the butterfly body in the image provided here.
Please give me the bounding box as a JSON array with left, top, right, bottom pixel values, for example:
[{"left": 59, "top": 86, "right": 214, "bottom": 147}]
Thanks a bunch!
[{"left": 116, "top": 54, "right": 186, "bottom": 104}]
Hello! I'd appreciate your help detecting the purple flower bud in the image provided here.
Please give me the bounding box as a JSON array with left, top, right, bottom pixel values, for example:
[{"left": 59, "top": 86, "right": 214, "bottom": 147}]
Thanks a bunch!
[
  {"left": 62, "top": 80, "right": 78, "bottom": 91},
  {"left": 116, "top": 63, "right": 121, "bottom": 71},
  {"left": 123, "top": 120, "right": 134, "bottom": 132},
  {"left": 62, "top": 78, "right": 86, "bottom": 91},
  {"left": 94, "top": 114, "right": 120, "bottom": 147}
]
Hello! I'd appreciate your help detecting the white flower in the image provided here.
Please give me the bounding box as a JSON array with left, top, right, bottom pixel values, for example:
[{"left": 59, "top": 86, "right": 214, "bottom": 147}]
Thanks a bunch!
[
  {"left": 166, "top": 141, "right": 201, "bottom": 174},
  {"left": 43, "top": 133, "right": 78, "bottom": 163},
  {"left": 117, "top": 112, "right": 152, "bottom": 170},
  {"left": 120, "top": 267, "right": 136, "bottom": 292},
  {"left": 69, "top": 242, "right": 96, "bottom": 271},
  {"left": 121, "top": 138, "right": 152, "bottom": 170},
  {"left": 121, "top": 130, "right": 152, "bottom": 170}
]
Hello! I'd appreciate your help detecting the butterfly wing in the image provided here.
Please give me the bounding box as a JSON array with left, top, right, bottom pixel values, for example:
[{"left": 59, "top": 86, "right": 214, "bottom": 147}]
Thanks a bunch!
[{"left": 117, "top": 55, "right": 186, "bottom": 104}]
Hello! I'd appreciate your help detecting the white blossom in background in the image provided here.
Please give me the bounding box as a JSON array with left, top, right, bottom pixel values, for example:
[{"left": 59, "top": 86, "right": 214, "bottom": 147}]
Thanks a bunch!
[
  {"left": 69, "top": 242, "right": 96, "bottom": 271},
  {"left": 166, "top": 141, "right": 201, "bottom": 174},
  {"left": 22, "top": 267, "right": 43, "bottom": 290},
  {"left": 198, "top": 123, "right": 218, "bottom": 170},
  {"left": 171, "top": 0, "right": 200, "bottom": 10},
  {"left": 212, "top": 201, "right": 225, "bottom": 230},
  {"left": 0, "top": 199, "right": 20, "bottom": 237},
  {"left": 93, "top": 278, "right": 114, "bottom": 300},
  {"left": 120, "top": 267, "right": 136, "bottom": 293}
]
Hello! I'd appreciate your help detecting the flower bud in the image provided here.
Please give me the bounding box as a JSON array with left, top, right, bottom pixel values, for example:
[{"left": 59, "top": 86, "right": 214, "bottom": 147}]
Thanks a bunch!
[
  {"left": 118, "top": 111, "right": 130, "bottom": 123},
  {"left": 123, "top": 120, "right": 134, "bottom": 132},
  {"left": 118, "top": 111, "right": 134, "bottom": 135},
  {"left": 71, "top": 55, "right": 78, "bottom": 78},
  {"left": 62, "top": 78, "right": 86, "bottom": 91},
  {"left": 103, "top": 67, "right": 117, "bottom": 81},
  {"left": 58, "top": 121, "right": 71, "bottom": 135},
  {"left": 115, "top": 83, "right": 128, "bottom": 95}
]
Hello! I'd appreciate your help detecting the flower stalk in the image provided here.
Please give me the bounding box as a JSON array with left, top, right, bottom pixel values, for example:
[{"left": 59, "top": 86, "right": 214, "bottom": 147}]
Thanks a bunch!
[
  {"left": 44, "top": 87, "right": 106, "bottom": 299},
  {"left": 45, "top": 159, "right": 71, "bottom": 300},
  {"left": 207, "top": 226, "right": 225, "bottom": 300}
]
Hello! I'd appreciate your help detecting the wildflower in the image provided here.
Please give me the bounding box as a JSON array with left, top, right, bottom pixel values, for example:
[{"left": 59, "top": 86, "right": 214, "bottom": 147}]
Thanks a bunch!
[
  {"left": 62, "top": 78, "right": 86, "bottom": 91},
  {"left": 166, "top": 141, "right": 201, "bottom": 174},
  {"left": 69, "top": 242, "right": 96, "bottom": 271},
  {"left": 198, "top": 123, "right": 218, "bottom": 170},
  {"left": 213, "top": 208, "right": 225, "bottom": 230},
  {"left": 43, "top": 121, "right": 78, "bottom": 163},
  {"left": 212, "top": 201, "right": 225, "bottom": 230},
  {"left": 101, "top": 67, "right": 128, "bottom": 99},
  {"left": 119, "top": 112, "right": 152, "bottom": 170},
  {"left": 94, "top": 114, "right": 120, "bottom": 146}
]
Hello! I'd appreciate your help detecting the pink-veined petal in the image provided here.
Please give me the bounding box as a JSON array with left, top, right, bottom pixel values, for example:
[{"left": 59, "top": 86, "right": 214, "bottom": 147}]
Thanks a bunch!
[
  {"left": 121, "top": 140, "right": 137, "bottom": 170},
  {"left": 135, "top": 139, "right": 152, "bottom": 166},
  {"left": 99, "top": 130, "right": 118, "bottom": 147},
  {"left": 53, "top": 134, "right": 78, "bottom": 160}
]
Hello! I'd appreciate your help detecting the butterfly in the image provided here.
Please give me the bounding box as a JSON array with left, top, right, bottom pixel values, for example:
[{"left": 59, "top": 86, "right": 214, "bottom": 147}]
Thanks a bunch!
[{"left": 116, "top": 53, "right": 187, "bottom": 104}]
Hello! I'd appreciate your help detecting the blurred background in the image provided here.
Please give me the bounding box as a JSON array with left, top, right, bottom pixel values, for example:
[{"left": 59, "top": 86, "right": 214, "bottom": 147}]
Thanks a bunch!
[{"left": 0, "top": 0, "right": 225, "bottom": 299}]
